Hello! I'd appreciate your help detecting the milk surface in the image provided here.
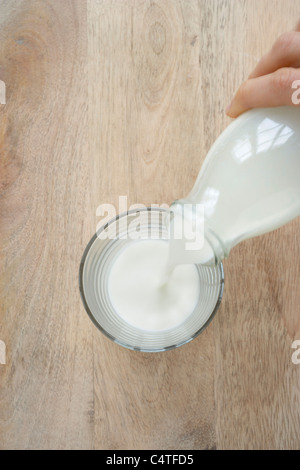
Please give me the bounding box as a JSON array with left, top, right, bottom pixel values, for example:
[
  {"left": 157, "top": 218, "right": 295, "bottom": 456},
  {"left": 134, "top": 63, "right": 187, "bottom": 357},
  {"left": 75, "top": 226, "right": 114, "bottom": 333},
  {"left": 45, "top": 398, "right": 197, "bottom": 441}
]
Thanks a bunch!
[{"left": 108, "top": 240, "right": 200, "bottom": 331}]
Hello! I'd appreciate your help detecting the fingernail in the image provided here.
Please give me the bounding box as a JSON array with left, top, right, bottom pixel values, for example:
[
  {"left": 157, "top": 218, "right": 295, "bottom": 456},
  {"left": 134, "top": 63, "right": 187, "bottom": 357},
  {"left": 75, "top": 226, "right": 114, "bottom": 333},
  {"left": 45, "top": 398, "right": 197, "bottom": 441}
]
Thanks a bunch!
[{"left": 225, "top": 99, "right": 233, "bottom": 115}]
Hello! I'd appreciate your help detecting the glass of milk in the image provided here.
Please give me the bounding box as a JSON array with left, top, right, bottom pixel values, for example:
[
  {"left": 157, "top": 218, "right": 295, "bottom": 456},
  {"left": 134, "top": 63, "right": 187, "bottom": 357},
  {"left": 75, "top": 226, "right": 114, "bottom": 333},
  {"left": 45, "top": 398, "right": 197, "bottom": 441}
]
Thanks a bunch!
[{"left": 79, "top": 208, "right": 224, "bottom": 352}]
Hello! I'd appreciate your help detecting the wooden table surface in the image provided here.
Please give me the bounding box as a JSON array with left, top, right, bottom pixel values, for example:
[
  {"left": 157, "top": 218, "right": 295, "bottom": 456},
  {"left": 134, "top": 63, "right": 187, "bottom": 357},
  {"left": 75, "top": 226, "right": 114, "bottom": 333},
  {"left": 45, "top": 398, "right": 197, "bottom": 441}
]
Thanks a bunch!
[{"left": 1, "top": 0, "right": 300, "bottom": 450}]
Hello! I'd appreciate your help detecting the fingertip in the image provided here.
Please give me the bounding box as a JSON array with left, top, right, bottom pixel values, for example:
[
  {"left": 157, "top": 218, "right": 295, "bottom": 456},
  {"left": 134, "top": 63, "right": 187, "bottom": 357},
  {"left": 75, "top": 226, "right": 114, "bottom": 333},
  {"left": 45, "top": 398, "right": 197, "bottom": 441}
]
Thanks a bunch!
[
  {"left": 225, "top": 83, "right": 251, "bottom": 118},
  {"left": 225, "top": 100, "right": 233, "bottom": 115},
  {"left": 225, "top": 104, "right": 244, "bottom": 118},
  {"left": 225, "top": 106, "right": 237, "bottom": 118},
  {"left": 226, "top": 96, "right": 242, "bottom": 118}
]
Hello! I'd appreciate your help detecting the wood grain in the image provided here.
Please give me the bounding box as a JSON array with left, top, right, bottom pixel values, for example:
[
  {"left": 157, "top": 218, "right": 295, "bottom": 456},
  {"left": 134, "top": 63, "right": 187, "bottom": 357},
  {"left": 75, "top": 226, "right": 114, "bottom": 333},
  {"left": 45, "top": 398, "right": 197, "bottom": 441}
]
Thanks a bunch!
[{"left": 1, "top": 0, "right": 300, "bottom": 450}]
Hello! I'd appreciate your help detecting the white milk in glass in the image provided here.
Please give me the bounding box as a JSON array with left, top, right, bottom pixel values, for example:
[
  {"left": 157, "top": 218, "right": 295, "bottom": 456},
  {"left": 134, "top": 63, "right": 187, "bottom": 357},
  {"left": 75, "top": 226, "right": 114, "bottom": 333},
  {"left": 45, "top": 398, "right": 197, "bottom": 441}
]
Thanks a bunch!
[{"left": 108, "top": 240, "right": 200, "bottom": 331}]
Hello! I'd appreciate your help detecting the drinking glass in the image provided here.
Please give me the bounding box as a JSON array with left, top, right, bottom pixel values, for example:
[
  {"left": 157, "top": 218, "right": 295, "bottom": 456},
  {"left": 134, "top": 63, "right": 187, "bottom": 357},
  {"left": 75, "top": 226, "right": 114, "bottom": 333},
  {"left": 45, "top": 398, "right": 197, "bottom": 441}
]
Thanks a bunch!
[{"left": 79, "top": 208, "right": 224, "bottom": 352}]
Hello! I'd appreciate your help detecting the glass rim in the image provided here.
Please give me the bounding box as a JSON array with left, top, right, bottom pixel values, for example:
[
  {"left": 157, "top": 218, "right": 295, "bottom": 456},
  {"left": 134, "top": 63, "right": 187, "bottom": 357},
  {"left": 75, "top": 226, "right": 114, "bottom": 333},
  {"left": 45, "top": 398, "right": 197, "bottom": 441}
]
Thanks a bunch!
[{"left": 79, "top": 207, "right": 224, "bottom": 353}]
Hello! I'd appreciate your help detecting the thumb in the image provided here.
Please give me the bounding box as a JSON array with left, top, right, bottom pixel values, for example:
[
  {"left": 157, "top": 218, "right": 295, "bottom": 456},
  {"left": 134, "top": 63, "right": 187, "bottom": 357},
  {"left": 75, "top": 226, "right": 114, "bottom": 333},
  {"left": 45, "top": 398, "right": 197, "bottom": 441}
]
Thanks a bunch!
[{"left": 226, "top": 67, "right": 300, "bottom": 118}]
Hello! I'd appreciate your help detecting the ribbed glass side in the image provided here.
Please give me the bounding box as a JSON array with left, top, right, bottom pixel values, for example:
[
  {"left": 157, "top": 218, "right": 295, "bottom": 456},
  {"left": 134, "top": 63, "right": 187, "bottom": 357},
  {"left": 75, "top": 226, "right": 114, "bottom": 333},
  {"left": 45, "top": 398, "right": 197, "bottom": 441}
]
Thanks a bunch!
[{"left": 79, "top": 208, "right": 224, "bottom": 352}]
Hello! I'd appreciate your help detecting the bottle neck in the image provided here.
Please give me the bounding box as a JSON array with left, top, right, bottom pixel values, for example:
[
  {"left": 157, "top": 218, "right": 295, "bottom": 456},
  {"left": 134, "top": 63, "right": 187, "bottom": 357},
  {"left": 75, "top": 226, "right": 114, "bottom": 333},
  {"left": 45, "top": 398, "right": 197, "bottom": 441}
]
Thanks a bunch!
[
  {"left": 169, "top": 201, "right": 227, "bottom": 266},
  {"left": 203, "top": 226, "right": 227, "bottom": 266}
]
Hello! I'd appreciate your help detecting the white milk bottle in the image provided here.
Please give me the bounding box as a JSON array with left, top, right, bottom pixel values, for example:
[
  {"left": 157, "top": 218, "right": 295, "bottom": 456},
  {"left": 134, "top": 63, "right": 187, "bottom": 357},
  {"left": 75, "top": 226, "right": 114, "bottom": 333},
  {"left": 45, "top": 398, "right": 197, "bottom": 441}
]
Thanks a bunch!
[{"left": 169, "top": 106, "right": 300, "bottom": 267}]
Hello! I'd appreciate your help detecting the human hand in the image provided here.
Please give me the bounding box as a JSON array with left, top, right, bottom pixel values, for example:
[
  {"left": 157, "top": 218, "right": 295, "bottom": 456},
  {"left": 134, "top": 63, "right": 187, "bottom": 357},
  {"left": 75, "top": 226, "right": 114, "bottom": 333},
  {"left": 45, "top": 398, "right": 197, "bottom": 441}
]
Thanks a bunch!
[{"left": 226, "top": 20, "right": 300, "bottom": 118}]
